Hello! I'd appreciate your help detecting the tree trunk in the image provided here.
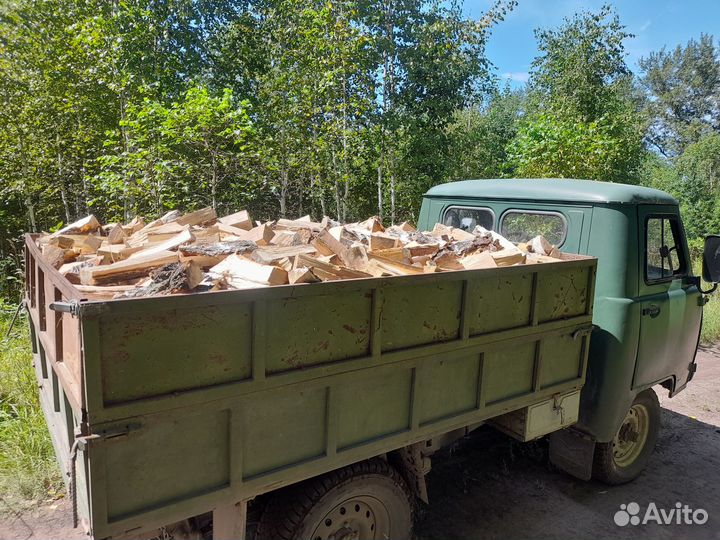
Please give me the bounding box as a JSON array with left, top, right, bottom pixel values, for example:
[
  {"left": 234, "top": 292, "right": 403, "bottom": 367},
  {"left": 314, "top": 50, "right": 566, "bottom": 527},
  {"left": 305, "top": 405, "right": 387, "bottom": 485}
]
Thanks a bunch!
[
  {"left": 211, "top": 154, "right": 218, "bottom": 212},
  {"left": 377, "top": 163, "right": 383, "bottom": 220},
  {"left": 56, "top": 133, "right": 71, "bottom": 223},
  {"left": 279, "top": 167, "right": 288, "bottom": 218},
  {"left": 25, "top": 198, "right": 37, "bottom": 233}
]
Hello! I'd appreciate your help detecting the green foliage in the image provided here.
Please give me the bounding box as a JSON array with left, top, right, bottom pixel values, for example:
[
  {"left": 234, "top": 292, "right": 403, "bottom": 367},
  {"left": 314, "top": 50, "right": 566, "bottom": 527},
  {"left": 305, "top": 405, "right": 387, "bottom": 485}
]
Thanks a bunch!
[
  {"left": 639, "top": 34, "right": 720, "bottom": 157},
  {"left": 508, "top": 107, "right": 645, "bottom": 182},
  {"left": 641, "top": 134, "right": 720, "bottom": 241},
  {"left": 0, "top": 304, "right": 62, "bottom": 501},
  {"left": 96, "top": 86, "right": 257, "bottom": 220},
  {"left": 530, "top": 4, "right": 633, "bottom": 122},
  {"left": 506, "top": 5, "right": 646, "bottom": 183},
  {"left": 445, "top": 87, "right": 526, "bottom": 180}
]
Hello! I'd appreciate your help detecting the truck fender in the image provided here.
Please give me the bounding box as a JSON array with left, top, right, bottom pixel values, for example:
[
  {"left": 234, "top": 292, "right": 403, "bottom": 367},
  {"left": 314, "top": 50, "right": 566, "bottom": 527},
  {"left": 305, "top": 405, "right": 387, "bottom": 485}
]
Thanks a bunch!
[{"left": 548, "top": 428, "right": 596, "bottom": 481}]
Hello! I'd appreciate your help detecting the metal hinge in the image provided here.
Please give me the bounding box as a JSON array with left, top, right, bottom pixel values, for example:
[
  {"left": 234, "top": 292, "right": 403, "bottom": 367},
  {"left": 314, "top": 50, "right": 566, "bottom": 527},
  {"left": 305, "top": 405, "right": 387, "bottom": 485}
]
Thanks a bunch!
[
  {"left": 49, "top": 300, "right": 108, "bottom": 318},
  {"left": 68, "top": 423, "right": 141, "bottom": 528},
  {"left": 572, "top": 325, "right": 595, "bottom": 340}
]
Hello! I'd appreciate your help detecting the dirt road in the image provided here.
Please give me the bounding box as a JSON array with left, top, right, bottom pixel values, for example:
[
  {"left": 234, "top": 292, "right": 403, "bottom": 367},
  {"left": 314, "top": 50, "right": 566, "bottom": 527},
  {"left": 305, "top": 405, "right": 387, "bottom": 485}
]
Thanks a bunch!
[{"left": 3, "top": 348, "right": 719, "bottom": 540}]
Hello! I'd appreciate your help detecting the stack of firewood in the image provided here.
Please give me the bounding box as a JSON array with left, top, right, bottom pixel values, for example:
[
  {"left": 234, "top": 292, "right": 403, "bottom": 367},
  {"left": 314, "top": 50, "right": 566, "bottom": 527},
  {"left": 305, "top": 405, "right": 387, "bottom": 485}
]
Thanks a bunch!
[{"left": 34, "top": 208, "right": 564, "bottom": 299}]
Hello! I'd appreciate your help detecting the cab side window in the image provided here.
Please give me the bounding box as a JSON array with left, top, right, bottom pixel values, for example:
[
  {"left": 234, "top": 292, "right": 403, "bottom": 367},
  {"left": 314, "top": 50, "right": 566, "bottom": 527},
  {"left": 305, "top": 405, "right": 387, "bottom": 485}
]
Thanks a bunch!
[
  {"left": 646, "top": 217, "right": 687, "bottom": 282},
  {"left": 443, "top": 207, "right": 494, "bottom": 231}
]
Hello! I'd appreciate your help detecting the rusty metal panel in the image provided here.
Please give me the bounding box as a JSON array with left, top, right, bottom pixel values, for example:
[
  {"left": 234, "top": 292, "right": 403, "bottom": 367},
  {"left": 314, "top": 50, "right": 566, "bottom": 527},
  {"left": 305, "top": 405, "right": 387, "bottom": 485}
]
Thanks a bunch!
[
  {"left": 99, "top": 303, "right": 253, "bottom": 404},
  {"left": 264, "top": 291, "right": 372, "bottom": 374}
]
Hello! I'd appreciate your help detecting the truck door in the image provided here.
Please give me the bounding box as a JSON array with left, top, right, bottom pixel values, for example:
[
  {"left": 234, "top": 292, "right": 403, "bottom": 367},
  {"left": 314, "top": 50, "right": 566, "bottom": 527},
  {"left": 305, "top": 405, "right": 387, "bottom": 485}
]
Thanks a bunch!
[{"left": 633, "top": 206, "right": 702, "bottom": 391}]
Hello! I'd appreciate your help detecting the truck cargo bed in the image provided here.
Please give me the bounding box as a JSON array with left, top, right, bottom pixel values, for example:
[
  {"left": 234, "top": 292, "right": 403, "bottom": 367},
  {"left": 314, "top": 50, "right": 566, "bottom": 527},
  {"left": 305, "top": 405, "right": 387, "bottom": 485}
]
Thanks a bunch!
[{"left": 24, "top": 234, "right": 596, "bottom": 538}]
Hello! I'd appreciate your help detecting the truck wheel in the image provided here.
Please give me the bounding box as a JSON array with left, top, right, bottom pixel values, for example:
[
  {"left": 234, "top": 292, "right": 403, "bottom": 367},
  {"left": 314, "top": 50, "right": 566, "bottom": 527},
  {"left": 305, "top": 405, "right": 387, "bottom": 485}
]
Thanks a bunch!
[
  {"left": 593, "top": 389, "right": 660, "bottom": 485},
  {"left": 256, "top": 459, "right": 414, "bottom": 540}
]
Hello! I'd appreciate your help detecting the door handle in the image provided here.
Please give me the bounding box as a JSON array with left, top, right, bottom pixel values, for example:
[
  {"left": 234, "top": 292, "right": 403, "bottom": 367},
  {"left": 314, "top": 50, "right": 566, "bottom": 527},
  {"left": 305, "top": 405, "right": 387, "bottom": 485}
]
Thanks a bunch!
[{"left": 642, "top": 304, "right": 661, "bottom": 318}]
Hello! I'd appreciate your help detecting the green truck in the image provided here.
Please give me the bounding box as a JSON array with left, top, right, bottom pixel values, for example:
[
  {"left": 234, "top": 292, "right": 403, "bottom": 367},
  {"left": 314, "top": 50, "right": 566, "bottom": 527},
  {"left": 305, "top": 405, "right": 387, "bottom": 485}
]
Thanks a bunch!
[{"left": 24, "top": 178, "right": 720, "bottom": 540}]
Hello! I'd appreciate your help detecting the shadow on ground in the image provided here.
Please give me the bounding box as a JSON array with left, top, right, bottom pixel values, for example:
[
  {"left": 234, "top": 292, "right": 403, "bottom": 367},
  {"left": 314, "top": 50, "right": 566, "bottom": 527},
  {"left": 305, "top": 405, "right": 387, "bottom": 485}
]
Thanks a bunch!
[{"left": 415, "top": 407, "right": 720, "bottom": 540}]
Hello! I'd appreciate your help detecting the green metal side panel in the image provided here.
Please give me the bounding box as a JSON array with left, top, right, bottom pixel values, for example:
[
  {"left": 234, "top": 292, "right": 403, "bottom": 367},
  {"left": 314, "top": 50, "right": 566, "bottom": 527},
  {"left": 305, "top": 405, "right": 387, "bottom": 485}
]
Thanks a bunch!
[{"left": 28, "top": 254, "right": 595, "bottom": 539}]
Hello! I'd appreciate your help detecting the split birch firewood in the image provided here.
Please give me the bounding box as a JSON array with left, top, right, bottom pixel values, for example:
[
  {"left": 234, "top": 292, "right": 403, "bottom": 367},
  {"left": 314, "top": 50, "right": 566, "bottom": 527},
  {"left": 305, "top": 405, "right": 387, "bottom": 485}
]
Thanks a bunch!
[
  {"left": 175, "top": 207, "right": 217, "bottom": 227},
  {"left": 366, "top": 254, "right": 424, "bottom": 275},
  {"left": 97, "top": 243, "right": 142, "bottom": 263},
  {"left": 276, "top": 218, "right": 326, "bottom": 231},
  {"left": 218, "top": 210, "right": 252, "bottom": 230},
  {"left": 50, "top": 215, "right": 101, "bottom": 237},
  {"left": 461, "top": 251, "right": 497, "bottom": 270},
  {"left": 295, "top": 254, "right": 372, "bottom": 280},
  {"left": 402, "top": 241, "right": 439, "bottom": 258},
  {"left": 491, "top": 249, "right": 526, "bottom": 267},
  {"left": 107, "top": 224, "right": 126, "bottom": 245},
  {"left": 80, "top": 250, "right": 180, "bottom": 285},
  {"left": 233, "top": 223, "right": 274, "bottom": 246},
  {"left": 530, "top": 235, "right": 553, "bottom": 256},
  {"left": 209, "top": 254, "right": 288, "bottom": 286},
  {"left": 251, "top": 244, "right": 317, "bottom": 265},
  {"left": 128, "top": 229, "right": 194, "bottom": 259},
  {"left": 356, "top": 216, "right": 384, "bottom": 233},
  {"left": 369, "top": 233, "right": 400, "bottom": 251},
  {"left": 288, "top": 267, "right": 321, "bottom": 284}
]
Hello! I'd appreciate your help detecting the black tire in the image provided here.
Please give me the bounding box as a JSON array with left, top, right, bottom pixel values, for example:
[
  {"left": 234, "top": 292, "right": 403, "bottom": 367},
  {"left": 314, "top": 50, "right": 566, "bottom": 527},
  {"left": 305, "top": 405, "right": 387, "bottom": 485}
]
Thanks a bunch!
[
  {"left": 593, "top": 388, "right": 660, "bottom": 485},
  {"left": 255, "top": 459, "right": 414, "bottom": 540}
]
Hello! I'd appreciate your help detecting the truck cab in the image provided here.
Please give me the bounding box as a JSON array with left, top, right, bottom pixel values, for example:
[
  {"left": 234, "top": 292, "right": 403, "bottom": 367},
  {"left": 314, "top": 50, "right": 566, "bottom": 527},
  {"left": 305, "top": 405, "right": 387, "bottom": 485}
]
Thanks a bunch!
[{"left": 419, "top": 178, "right": 705, "bottom": 482}]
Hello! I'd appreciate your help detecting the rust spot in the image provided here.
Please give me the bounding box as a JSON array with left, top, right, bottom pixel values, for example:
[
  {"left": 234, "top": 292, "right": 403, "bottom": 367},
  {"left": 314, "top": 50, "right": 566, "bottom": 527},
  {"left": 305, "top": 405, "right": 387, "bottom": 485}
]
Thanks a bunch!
[
  {"left": 207, "top": 352, "right": 226, "bottom": 365},
  {"left": 343, "top": 324, "right": 357, "bottom": 334}
]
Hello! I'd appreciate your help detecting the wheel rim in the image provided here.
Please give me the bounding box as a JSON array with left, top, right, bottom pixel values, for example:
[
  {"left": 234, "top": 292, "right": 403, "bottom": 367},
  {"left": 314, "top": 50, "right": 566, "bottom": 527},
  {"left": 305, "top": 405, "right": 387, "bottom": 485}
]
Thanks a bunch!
[
  {"left": 612, "top": 403, "right": 650, "bottom": 468},
  {"left": 309, "top": 495, "right": 390, "bottom": 540}
]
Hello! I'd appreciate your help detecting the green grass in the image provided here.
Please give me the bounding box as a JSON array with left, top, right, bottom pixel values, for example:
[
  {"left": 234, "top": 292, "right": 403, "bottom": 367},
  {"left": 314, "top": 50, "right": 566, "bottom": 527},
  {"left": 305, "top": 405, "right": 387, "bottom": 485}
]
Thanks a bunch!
[
  {"left": 701, "top": 293, "right": 720, "bottom": 345},
  {"left": 690, "top": 259, "right": 720, "bottom": 345},
  {"left": 0, "top": 302, "right": 62, "bottom": 502}
]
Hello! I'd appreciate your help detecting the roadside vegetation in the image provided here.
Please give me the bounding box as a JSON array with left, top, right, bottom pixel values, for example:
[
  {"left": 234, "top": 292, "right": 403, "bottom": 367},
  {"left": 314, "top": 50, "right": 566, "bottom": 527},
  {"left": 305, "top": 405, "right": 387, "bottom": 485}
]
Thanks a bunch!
[{"left": 0, "top": 302, "right": 61, "bottom": 503}]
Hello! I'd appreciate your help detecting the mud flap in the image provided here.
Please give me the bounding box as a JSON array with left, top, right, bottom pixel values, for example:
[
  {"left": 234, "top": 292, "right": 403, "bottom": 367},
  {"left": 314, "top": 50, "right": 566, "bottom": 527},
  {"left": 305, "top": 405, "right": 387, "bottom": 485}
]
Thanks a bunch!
[{"left": 548, "top": 428, "right": 595, "bottom": 481}]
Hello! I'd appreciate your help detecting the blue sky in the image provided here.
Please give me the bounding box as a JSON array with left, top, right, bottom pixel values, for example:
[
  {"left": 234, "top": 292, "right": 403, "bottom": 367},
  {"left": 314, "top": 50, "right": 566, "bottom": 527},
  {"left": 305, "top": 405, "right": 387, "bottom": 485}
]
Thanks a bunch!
[{"left": 465, "top": 0, "right": 720, "bottom": 88}]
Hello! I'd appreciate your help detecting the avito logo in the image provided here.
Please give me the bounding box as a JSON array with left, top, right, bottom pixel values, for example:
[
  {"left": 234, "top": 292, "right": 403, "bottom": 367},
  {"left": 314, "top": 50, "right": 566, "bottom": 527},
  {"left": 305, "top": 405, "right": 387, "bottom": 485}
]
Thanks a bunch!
[{"left": 614, "top": 502, "right": 708, "bottom": 526}]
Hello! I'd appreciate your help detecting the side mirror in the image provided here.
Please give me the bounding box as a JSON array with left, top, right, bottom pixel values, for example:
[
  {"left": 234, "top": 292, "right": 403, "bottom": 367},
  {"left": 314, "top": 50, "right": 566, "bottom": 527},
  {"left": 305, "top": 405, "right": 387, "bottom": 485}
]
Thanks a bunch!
[{"left": 702, "top": 235, "right": 720, "bottom": 283}]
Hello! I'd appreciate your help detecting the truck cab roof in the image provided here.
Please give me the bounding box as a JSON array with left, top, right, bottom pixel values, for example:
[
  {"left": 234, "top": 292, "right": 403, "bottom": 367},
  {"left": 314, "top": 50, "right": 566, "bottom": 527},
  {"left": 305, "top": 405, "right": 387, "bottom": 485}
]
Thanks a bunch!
[{"left": 424, "top": 179, "right": 678, "bottom": 206}]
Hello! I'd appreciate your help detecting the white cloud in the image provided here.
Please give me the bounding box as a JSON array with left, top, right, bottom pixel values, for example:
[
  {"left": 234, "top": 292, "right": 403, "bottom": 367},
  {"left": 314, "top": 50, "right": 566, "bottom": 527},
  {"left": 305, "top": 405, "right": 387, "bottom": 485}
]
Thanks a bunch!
[{"left": 502, "top": 72, "right": 530, "bottom": 83}]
